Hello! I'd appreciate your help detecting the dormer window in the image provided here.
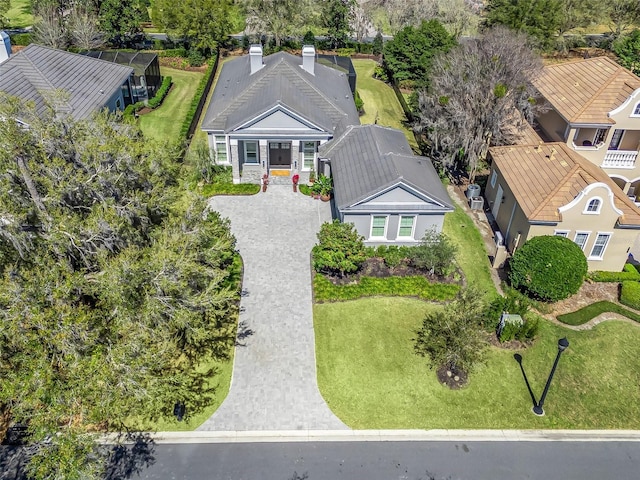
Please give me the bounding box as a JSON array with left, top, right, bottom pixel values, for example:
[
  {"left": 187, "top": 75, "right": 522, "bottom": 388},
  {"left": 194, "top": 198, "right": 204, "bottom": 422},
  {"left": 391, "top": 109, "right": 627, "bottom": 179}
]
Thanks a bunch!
[
  {"left": 634, "top": 102, "right": 640, "bottom": 116},
  {"left": 585, "top": 197, "right": 602, "bottom": 214}
]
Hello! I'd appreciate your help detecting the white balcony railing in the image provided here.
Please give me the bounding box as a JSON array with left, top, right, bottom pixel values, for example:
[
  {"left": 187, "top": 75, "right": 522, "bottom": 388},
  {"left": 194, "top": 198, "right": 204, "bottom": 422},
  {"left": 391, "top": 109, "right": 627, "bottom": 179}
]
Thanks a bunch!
[{"left": 601, "top": 150, "right": 638, "bottom": 169}]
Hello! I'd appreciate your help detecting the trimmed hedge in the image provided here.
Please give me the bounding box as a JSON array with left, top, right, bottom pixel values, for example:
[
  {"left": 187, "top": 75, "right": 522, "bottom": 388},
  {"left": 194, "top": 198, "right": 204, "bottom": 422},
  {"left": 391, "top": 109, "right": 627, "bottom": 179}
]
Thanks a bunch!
[
  {"left": 179, "top": 56, "right": 217, "bottom": 142},
  {"left": 313, "top": 274, "right": 459, "bottom": 302},
  {"left": 620, "top": 281, "right": 640, "bottom": 310},
  {"left": 589, "top": 263, "right": 640, "bottom": 282},
  {"left": 9, "top": 33, "right": 32, "bottom": 46},
  {"left": 509, "top": 235, "right": 587, "bottom": 302},
  {"left": 147, "top": 76, "right": 172, "bottom": 109},
  {"left": 201, "top": 183, "right": 260, "bottom": 196}
]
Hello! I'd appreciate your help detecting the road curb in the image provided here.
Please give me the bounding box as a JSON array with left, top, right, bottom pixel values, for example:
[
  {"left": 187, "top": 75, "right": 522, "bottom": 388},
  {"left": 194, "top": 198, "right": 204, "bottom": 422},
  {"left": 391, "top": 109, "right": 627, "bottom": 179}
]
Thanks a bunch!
[{"left": 98, "top": 429, "right": 640, "bottom": 444}]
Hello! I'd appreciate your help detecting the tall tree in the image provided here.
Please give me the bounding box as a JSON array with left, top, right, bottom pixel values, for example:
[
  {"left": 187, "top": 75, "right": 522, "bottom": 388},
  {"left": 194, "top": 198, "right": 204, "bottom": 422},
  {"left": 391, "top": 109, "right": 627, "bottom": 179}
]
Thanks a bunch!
[
  {"left": 383, "top": 19, "right": 456, "bottom": 88},
  {"left": 413, "top": 26, "right": 544, "bottom": 182},
  {"left": 0, "top": 98, "right": 239, "bottom": 479},
  {"left": 322, "top": 0, "right": 356, "bottom": 49},
  {"left": 384, "top": 0, "right": 479, "bottom": 38},
  {"left": 614, "top": 29, "right": 640, "bottom": 75},
  {"left": 68, "top": 4, "right": 104, "bottom": 50},
  {"left": 242, "top": 0, "right": 311, "bottom": 47},
  {"left": 32, "top": 3, "right": 68, "bottom": 48},
  {"left": 152, "top": 0, "right": 232, "bottom": 52},
  {"left": 484, "top": 0, "right": 562, "bottom": 50},
  {"left": 99, "top": 0, "right": 146, "bottom": 44},
  {"left": 607, "top": 0, "right": 640, "bottom": 38}
]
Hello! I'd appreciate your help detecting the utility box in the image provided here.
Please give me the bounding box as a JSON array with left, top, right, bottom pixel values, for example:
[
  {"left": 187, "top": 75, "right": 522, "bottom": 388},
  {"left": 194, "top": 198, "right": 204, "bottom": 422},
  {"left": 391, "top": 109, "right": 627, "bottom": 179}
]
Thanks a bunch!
[{"left": 492, "top": 244, "right": 508, "bottom": 269}]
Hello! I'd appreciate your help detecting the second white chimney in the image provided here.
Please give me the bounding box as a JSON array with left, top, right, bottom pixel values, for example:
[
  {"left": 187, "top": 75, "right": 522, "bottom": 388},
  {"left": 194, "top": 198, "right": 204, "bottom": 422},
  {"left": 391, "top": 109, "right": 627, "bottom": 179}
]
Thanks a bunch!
[
  {"left": 301, "top": 45, "right": 315, "bottom": 75},
  {"left": 0, "top": 31, "right": 11, "bottom": 65},
  {"left": 249, "top": 44, "right": 264, "bottom": 75}
]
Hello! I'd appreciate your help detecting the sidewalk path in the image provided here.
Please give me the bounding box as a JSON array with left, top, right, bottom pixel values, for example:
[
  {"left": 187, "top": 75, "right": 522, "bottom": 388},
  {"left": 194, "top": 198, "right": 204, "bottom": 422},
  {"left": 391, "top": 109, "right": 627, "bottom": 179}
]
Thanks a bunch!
[{"left": 198, "top": 186, "right": 347, "bottom": 431}]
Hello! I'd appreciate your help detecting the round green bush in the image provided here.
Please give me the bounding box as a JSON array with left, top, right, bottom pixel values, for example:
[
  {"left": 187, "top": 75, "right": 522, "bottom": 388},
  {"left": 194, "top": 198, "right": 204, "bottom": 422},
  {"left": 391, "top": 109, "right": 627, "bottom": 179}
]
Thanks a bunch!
[{"left": 509, "top": 235, "right": 587, "bottom": 302}]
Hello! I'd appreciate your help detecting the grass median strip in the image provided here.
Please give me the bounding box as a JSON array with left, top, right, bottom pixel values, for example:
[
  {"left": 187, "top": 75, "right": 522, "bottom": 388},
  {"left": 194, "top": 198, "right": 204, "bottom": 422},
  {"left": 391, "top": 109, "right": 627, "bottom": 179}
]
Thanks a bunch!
[{"left": 557, "top": 300, "right": 640, "bottom": 326}]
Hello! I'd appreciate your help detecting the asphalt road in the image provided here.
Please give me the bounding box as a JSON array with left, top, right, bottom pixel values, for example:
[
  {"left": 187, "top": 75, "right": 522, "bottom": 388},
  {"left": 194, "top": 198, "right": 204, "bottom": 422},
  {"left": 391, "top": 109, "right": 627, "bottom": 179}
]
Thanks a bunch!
[
  {"left": 2, "top": 439, "right": 639, "bottom": 479},
  {"left": 121, "top": 440, "right": 640, "bottom": 479}
]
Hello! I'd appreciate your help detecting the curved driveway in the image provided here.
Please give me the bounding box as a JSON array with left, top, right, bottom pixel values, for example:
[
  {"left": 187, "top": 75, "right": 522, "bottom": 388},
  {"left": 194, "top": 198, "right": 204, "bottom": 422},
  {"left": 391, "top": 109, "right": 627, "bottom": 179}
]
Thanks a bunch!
[{"left": 198, "top": 186, "right": 347, "bottom": 431}]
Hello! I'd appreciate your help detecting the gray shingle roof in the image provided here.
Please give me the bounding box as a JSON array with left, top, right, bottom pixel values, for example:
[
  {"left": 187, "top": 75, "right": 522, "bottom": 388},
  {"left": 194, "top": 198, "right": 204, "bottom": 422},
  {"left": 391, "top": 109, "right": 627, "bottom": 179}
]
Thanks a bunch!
[
  {"left": 201, "top": 51, "right": 359, "bottom": 134},
  {"left": 322, "top": 125, "right": 453, "bottom": 211},
  {"left": 0, "top": 44, "right": 133, "bottom": 121}
]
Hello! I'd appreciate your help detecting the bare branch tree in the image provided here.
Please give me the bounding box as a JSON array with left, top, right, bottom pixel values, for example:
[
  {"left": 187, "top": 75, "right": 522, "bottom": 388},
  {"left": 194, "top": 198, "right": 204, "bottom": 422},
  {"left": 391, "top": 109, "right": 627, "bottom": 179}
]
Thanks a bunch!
[
  {"left": 32, "top": 5, "right": 68, "bottom": 49},
  {"left": 414, "top": 26, "right": 544, "bottom": 183},
  {"left": 68, "top": 5, "right": 104, "bottom": 50},
  {"left": 383, "top": 0, "right": 478, "bottom": 36}
]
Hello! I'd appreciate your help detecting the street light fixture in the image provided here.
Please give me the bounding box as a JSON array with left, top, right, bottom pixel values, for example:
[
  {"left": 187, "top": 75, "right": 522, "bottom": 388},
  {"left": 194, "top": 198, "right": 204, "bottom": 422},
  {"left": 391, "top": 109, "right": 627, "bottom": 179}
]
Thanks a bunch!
[{"left": 533, "top": 337, "right": 569, "bottom": 416}]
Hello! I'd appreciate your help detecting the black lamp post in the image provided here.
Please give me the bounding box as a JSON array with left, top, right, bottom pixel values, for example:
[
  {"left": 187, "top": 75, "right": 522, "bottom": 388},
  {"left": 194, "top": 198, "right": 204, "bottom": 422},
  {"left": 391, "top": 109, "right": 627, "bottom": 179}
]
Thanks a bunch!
[{"left": 533, "top": 337, "right": 569, "bottom": 416}]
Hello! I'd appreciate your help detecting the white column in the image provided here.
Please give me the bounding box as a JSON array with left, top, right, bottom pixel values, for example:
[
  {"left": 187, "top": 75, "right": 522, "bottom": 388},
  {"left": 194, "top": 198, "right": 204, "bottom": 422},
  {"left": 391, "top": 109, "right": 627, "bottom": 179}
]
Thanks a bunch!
[
  {"left": 230, "top": 138, "right": 240, "bottom": 184},
  {"left": 291, "top": 140, "right": 300, "bottom": 172},
  {"left": 259, "top": 140, "right": 268, "bottom": 174}
]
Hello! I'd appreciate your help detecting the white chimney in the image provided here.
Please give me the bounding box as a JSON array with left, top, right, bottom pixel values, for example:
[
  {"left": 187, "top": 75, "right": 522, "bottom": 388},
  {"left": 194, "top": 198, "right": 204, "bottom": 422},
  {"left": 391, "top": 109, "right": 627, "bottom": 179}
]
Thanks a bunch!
[
  {"left": 0, "top": 31, "right": 11, "bottom": 64},
  {"left": 249, "top": 44, "right": 264, "bottom": 75},
  {"left": 301, "top": 45, "right": 315, "bottom": 75}
]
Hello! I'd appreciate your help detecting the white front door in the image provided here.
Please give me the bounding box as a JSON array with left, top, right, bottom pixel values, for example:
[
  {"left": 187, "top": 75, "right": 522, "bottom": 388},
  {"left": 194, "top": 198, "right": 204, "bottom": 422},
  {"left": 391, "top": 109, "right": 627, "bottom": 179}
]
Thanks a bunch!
[{"left": 492, "top": 184, "right": 503, "bottom": 219}]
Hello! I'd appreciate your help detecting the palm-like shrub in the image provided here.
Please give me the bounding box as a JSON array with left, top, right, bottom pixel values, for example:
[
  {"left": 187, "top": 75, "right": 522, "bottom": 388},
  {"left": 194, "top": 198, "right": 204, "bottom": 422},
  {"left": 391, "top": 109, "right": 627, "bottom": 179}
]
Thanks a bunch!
[{"left": 509, "top": 235, "right": 587, "bottom": 302}]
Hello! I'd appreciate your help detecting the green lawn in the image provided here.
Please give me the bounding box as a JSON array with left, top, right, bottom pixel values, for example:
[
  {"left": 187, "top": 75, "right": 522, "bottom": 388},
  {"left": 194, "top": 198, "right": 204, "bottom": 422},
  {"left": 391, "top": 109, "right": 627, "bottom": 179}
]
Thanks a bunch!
[
  {"left": 557, "top": 301, "right": 640, "bottom": 326},
  {"left": 315, "top": 297, "right": 640, "bottom": 429},
  {"left": 444, "top": 207, "right": 497, "bottom": 298},
  {"left": 352, "top": 59, "right": 418, "bottom": 149},
  {"left": 6, "top": 0, "right": 32, "bottom": 28},
  {"left": 139, "top": 67, "right": 204, "bottom": 143}
]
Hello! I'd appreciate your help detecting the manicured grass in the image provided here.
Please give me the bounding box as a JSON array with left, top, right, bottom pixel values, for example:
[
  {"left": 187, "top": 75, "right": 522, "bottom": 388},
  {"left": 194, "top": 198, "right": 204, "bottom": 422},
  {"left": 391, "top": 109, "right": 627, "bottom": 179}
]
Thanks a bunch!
[
  {"left": 139, "top": 67, "right": 204, "bottom": 143},
  {"left": 443, "top": 206, "right": 497, "bottom": 298},
  {"left": 201, "top": 183, "right": 260, "bottom": 196},
  {"left": 557, "top": 301, "right": 640, "bottom": 326},
  {"left": 314, "top": 274, "right": 459, "bottom": 302},
  {"left": 315, "top": 297, "right": 640, "bottom": 428},
  {"left": 352, "top": 59, "right": 418, "bottom": 149},
  {"left": 6, "top": 0, "right": 32, "bottom": 28}
]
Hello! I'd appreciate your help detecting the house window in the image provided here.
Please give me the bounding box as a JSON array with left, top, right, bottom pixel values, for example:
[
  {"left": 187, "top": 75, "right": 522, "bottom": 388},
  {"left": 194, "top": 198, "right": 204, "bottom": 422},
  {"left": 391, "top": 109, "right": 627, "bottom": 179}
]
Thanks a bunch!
[
  {"left": 116, "top": 98, "right": 121, "bottom": 109},
  {"left": 214, "top": 136, "right": 227, "bottom": 163},
  {"left": 397, "top": 216, "right": 416, "bottom": 238},
  {"left": 594, "top": 128, "right": 608, "bottom": 145},
  {"left": 584, "top": 198, "right": 601, "bottom": 214},
  {"left": 302, "top": 141, "right": 316, "bottom": 170},
  {"left": 554, "top": 230, "right": 569, "bottom": 237},
  {"left": 244, "top": 141, "right": 259, "bottom": 164},
  {"left": 634, "top": 103, "right": 640, "bottom": 116},
  {"left": 589, "top": 233, "right": 611, "bottom": 259},
  {"left": 370, "top": 216, "right": 388, "bottom": 238},
  {"left": 574, "top": 231, "right": 590, "bottom": 251},
  {"left": 490, "top": 170, "right": 497, "bottom": 188}
]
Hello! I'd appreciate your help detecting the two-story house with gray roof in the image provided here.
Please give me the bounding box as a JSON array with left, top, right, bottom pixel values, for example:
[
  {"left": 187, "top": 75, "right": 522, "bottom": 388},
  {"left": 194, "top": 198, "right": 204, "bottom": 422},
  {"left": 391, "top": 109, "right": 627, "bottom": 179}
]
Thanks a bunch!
[
  {"left": 201, "top": 45, "right": 360, "bottom": 184},
  {"left": 0, "top": 44, "right": 133, "bottom": 123}
]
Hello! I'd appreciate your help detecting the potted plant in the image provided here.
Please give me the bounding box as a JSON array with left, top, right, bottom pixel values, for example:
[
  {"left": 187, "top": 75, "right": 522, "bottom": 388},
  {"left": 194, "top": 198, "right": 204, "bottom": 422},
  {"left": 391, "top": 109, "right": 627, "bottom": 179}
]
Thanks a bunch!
[
  {"left": 292, "top": 173, "right": 300, "bottom": 192},
  {"left": 317, "top": 174, "right": 333, "bottom": 202},
  {"left": 261, "top": 173, "right": 269, "bottom": 192},
  {"left": 307, "top": 168, "right": 316, "bottom": 187},
  {"left": 310, "top": 180, "right": 322, "bottom": 199}
]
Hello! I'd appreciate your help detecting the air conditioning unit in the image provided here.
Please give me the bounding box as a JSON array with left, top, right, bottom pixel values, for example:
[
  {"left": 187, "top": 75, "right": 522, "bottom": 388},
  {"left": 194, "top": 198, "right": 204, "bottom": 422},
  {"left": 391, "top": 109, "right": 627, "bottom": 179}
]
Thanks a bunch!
[
  {"left": 494, "top": 231, "right": 504, "bottom": 247},
  {"left": 469, "top": 196, "right": 484, "bottom": 211}
]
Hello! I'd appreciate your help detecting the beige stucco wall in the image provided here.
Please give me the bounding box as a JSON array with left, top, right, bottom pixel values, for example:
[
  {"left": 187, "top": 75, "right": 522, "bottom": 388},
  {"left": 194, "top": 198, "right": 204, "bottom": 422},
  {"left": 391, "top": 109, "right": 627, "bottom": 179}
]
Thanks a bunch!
[
  {"left": 536, "top": 109, "right": 568, "bottom": 142},
  {"left": 486, "top": 166, "right": 640, "bottom": 271}
]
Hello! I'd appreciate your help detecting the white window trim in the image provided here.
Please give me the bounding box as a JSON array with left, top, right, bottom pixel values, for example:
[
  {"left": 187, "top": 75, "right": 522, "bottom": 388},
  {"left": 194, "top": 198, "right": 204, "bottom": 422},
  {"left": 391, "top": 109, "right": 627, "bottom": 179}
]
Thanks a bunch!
[
  {"left": 397, "top": 215, "right": 417, "bottom": 239},
  {"left": 490, "top": 170, "right": 497, "bottom": 188},
  {"left": 583, "top": 197, "right": 602, "bottom": 214},
  {"left": 370, "top": 215, "right": 389, "bottom": 239},
  {"left": 588, "top": 232, "right": 612, "bottom": 260},
  {"left": 554, "top": 230, "right": 569, "bottom": 237},
  {"left": 593, "top": 128, "right": 608, "bottom": 145},
  {"left": 632, "top": 102, "right": 640, "bottom": 117},
  {"left": 574, "top": 231, "right": 590, "bottom": 251},
  {"left": 243, "top": 141, "right": 259, "bottom": 164},
  {"left": 302, "top": 141, "right": 316, "bottom": 171},
  {"left": 214, "top": 136, "right": 229, "bottom": 164}
]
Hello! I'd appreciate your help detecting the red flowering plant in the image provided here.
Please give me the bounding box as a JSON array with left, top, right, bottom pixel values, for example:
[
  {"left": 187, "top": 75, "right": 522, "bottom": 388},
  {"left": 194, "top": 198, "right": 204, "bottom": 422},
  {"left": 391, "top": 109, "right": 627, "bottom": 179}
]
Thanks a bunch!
[{"left": 292, "top": 174, "right": 300, "bottom": 185}]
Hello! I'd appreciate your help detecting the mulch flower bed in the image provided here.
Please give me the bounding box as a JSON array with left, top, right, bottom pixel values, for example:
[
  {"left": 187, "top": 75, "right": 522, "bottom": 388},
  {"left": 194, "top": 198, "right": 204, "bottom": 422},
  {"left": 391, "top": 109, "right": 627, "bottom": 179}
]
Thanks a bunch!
[
  {"left": 324, "top": 257, "right": 462, "bottom": 286},
  {"left": 436, "top": 365, "right": 469, "bottom": 389}
]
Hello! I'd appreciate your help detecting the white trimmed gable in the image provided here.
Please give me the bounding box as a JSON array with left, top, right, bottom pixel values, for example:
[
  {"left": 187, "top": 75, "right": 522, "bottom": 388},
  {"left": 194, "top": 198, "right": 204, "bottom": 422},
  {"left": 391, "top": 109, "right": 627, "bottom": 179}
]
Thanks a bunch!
[
  {"left": 354, "top": 184, "right": 448, "bottom": 209},
  {"left": 233, "top": 107, "right": 325, "bottom": 134}
]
